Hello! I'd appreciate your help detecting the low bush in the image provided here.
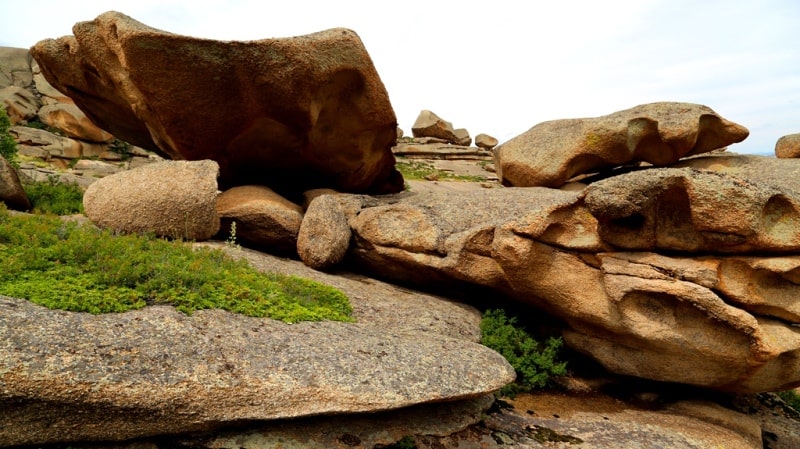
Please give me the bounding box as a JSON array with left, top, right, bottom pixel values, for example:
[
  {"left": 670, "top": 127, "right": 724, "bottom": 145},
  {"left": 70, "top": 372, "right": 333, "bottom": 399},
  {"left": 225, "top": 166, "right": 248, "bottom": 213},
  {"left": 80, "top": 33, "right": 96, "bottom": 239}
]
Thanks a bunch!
[
  {"left": 23, "top": 176, "right": 85, "bottom": 215},
  {"left": 481, "top": 308, "right": 567, "bottom": 395},
  {"left": 0, "top": 204, "right": 353, "bottom": 323},
  {"left": 0, "top": 108, "right": 17, "bottom": 165},
  {"left": 777, "top": 390, "right": 800, "bottom": 413}
]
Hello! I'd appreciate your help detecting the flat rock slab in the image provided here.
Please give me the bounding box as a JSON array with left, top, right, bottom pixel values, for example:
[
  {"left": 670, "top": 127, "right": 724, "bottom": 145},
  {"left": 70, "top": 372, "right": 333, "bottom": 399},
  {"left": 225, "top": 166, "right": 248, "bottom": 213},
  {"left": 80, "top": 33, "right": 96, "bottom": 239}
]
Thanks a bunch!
[{"left": 0, "top": 297, "right": 514, "bottom": 446}]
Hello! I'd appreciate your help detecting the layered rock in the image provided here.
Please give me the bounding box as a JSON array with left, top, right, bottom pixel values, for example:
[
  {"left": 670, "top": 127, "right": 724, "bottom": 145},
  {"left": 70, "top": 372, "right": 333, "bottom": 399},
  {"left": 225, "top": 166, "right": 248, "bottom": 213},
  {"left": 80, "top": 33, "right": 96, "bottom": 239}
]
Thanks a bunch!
[
  {"left": 31, "top": 11, "right": 403, "bottom": 194},
  {"left": 496, "top": 102, "right": 749, "bottom": 187},
  {"left": 0, "top": 287, "right": 513, "bottom": 445},
  {"left": 326, "top": 155, "right": 800, "bottom": 393},
  {"left": 0, "top": 85, "right": 39, "bottom": 124},
  {"left": 83, "top": 159, "right": 220, "bottom": 240},
  {"left": 37, "top": 103, "right": 114, "bottom": 143}
]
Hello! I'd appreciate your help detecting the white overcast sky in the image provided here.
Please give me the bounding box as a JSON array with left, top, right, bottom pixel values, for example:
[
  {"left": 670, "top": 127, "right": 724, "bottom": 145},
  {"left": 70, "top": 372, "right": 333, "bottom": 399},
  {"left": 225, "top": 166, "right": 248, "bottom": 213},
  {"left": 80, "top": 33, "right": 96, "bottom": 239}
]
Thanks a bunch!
[{"left": 2, "top": 0, "right": 799, "bottom": 155}]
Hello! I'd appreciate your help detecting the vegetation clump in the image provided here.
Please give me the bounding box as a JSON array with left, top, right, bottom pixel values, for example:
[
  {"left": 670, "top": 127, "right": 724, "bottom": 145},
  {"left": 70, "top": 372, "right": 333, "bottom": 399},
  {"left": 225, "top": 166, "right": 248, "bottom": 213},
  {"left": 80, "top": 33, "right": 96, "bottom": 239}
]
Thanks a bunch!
[
  {"left": 480, "top": 308, "right": 567, "bottom": 396},
  {"left": 23, "top": 176, "right": 85, "bottom": 215},
  {"left": 396, "top": 159, "right": 486, "bottom": 182},
  {"left": 0, "top": 204, "right": 353, "bottom": 323},
  {"left": 0, "top": 108, "right": 17, "bottom": 166}
]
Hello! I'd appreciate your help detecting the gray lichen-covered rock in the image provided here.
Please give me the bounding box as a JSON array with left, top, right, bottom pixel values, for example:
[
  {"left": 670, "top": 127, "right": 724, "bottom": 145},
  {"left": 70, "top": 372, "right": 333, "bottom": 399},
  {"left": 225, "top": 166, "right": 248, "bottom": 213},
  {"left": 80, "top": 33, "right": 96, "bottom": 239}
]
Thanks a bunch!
[
  {"left": 0, "top": 297, "right": 515, "bottom": 446},
  {"left": 496, "top": 102, "right": 749, "bottom": 187},
  {"left": 83, "top": 159, "right": 220, "bottom": 240}
]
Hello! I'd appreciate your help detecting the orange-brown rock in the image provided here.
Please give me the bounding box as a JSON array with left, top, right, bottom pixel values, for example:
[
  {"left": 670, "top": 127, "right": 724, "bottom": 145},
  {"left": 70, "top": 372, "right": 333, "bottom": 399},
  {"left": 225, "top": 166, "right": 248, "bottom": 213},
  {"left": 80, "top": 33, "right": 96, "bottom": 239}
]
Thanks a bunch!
[
  {"left": 30, "top": 11, "right": 403, "bottom": 194},
  {"left": 496, "top": 102, "right": 749, "bottom": 187},
  {"left": 776, "top": 133, "right": 800, "bottom": 158}
]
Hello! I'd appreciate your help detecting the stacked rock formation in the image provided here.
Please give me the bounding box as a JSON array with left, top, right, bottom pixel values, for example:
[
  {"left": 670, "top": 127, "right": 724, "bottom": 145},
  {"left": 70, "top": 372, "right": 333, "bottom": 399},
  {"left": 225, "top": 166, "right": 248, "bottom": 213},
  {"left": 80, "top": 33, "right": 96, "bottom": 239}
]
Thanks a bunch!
[
  {"left": 30, "top": 11, "right": 403, "bottom": 194},
  {"left": 299, "top": 102, "right": 800, "bottom": 394}
]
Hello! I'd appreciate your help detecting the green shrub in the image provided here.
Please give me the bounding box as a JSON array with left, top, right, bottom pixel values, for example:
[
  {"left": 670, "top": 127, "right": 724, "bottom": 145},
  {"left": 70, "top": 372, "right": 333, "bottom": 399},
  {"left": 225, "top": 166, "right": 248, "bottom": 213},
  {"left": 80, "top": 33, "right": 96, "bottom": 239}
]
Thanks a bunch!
[
  {"left": 23, "top": 176, "right": 85, "bottom": 215},
  {"left": 0, "top": 205, "right": 353, "bottom": 323},
  {"left": 0, "top": 108, "right": 17, "bottom": 165},
  {"left": 777, "top": 390, "right": 800, "bottom": 413},
  {"left": 480, "top": 308, "right": 567, "bottom": 395}
]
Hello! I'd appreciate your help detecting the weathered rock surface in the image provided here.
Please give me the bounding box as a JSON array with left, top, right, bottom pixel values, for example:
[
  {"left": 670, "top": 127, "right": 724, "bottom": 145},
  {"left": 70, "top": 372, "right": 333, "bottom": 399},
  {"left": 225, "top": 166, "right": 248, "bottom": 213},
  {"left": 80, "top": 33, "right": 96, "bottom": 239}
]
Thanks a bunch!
[
  {"left": 83, "top": 159, "right": 220, "bottom": 240},
  {"left": 216, "top": 185, "right": 303, "bottom": 253},
  {"left": 37, "top": 103, "right": 114, "bottom": 143},
  {"left": 338, "top": 172, "right": 800, "bottom": 393},
  {"left": 583, "top": 166, "right": 800, "bottom": 253},
  {"left": 0, "top": 155, "right": 30, "bottom": 210},
  {"left": 412, "top": 110, "right": 471, "bottom": 145},
  {"left": 31, "top": 11, "right": 403, "bottom": 194},
  {"left": 297, "top": 193, "right": 353, "bottom": 270},
  {"left": 0, "top": 46, "right": 33, "bottom": 89},
  {"left": 776, "top": 133, "right": 800, "bottom": 158},
  {"left": 0, "top": 85, "right": 39, "bottom": 124},
  {"left": 496, "top": 102, "right": 749, "bottom": 187},
  {"left": 0, "top": 293, "right": 513, "bottom": 446}
]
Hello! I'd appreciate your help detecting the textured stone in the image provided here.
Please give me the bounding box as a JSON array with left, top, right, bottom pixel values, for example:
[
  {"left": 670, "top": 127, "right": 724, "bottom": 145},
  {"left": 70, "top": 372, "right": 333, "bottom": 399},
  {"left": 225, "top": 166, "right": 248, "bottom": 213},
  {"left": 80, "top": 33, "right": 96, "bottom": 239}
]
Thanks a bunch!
[
  {"left": 0, "top": 46, "right": 33, "bottom": 89},
  {"left": 83, "top": 160, "right": 220, "bottom": 240},
  {"left": 776, "top": 133, "right": 800, "bottom": 158},
  {"left": 297, "top": 193, "right": 352, "bottom": 270},
  {"left": 584, "top": 166, "right": 800, "bottom": 253},
  {"left": 30, "top": 11, "right": 403, "bottom": 194},
  {"left": 0, "top": 85, "right": 39, "bottom": 124},
  {"left": 10, "top": 125, "right": 82, "bottom": 158},
  {"left": 216, "top": 185, "right": 303, "bottom": 253},
  {"left": 496, "top": 102, "right": 749, "bottom": 187},
  {"left": 0, "top": 155, "right": 30, "bottom": 210},
  {"left": 412, "top": 110, "right": 469, "bottom": 145},
  {"left": 37, "top": 103, "right": 114, "bottom": 143},
  {"left": 0, "top": 297, "right": 514, "bottom": 446}
]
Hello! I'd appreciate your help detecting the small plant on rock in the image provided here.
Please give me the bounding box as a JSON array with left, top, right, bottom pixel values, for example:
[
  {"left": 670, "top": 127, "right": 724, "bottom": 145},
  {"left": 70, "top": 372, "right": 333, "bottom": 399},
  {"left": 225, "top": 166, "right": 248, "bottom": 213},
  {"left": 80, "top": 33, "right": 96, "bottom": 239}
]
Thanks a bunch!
[{"left": 480, "top": 308, "right": 567, "bottom": 396}]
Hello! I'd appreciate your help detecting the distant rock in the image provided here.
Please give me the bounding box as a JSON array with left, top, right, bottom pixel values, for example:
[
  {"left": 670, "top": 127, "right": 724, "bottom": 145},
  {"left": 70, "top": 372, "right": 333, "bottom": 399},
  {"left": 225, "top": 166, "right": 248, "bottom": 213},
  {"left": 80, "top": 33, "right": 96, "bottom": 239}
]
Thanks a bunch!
[
  {"left": 0, "top": 85, "right": 39, "bottom": 124},
  {"left": 30, "top": 11, "right": 403, "bottom": 194},
  {"left": 412, "top": 110, "right": 471, "bottom": 146},
  {"left": 475, "top": 133, "right": 499, "bottom": 150},
  {"left": 83, "top": 159, "right": 220, "bottom": 240},
  {"left": 496, "top": 102, "right": 749, "bottom": 187},
  {"left": 0, "top": 46, "right": 33, "bottom": 89},
  {"left": 0, "top": 296, "right": 514, "bottom": 446},
  {"left": 216, "top": 185, "right": 303, "bottom": 253},
  {"left": 0, "top": 155, "right": 30, "bottom": 210},
  {"left": 776, "top": 133, "right": 800, "bottom": 158}
]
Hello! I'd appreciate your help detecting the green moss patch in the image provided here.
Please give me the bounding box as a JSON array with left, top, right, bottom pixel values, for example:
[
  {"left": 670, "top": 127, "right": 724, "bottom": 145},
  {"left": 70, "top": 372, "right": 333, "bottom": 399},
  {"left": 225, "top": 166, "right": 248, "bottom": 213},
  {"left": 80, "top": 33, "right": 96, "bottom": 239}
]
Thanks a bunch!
[{"left": 0, "top": 205, "right": 353, "bottom": 323}]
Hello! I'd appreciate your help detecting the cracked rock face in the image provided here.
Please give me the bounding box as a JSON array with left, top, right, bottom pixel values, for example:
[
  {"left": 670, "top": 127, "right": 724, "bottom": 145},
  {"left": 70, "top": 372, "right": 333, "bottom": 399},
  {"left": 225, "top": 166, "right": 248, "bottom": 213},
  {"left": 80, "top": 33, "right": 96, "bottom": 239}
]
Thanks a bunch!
[
  {"left": 30, "top": 11, "right": 403, "bottom": 194},
  {"left": 495, "top": 102, "right": 749, "bottom": 188},
  {"left": 342, "top": 156, "right": 800, "bottom": 392}
]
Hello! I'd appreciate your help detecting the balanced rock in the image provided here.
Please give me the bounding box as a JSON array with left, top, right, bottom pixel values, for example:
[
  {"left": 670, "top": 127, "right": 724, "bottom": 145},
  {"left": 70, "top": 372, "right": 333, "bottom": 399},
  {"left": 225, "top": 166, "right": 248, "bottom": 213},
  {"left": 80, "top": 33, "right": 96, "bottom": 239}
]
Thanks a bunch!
[
  {"left": 37, "top": 103, "right": 114, "bottom": 143},
  {"left": 475, "top": 133, "right": 499, "bottom": 150},
  {"left": 83, "top": 159, "right": 220, "bottom": 240},
  {"left": 412, "top": 110, "right": 471, "bottom": 145},
  {"left": 776, "top": 133, "right": 800, "bottom": 159},
  {"left": 496, "top": 102, "right": 749, "bottom": 187},
  {"left": 297, "top": 193, "right": 353, "bottom": 270},
  {"left": 216, "top": 185, "right": 303, "bottom": 253},
  {"left": 0, "top": 155, "right": 30, "bottom": 211},
  {"left": 30, "top": 11, "right": 403, "bottom": 194},
  {"left": 0, "top": 297, "right": 514, "bottom": 446}
]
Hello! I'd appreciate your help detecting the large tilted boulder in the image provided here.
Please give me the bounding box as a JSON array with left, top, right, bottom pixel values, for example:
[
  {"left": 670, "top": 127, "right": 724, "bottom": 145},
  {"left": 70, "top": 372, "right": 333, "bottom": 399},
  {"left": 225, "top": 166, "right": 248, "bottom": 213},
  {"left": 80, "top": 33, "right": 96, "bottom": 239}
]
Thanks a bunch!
[
  {"left": 412, "top": 110, "right": 472, "bottom": 146},
  {"left": 83, "top": 159, "right": 220, "bottom": 240},
  {"left": 332, "top": 156, "right": 800, "bottom": 393},
  {"left": 0, "top": 155, "right": 30, "bottom": 211},
  {"left": 496, "top": 102, "right": 749, "bottom": 187},
  {"left": 30, "top": 11, "right": 403, "bottom": 194}
]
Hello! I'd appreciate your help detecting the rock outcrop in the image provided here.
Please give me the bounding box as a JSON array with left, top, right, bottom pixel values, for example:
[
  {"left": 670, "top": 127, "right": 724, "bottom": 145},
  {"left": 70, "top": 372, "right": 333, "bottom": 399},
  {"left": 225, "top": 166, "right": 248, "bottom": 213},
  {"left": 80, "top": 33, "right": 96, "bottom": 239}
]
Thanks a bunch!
[
  {"left": 0, "top": 85, "right": 39, "bottom": 124},
  {"left": 495, "top": 102, "right": 749, "bottom": 187},
  {"left": 31, "top": 11, "right": 403, "bottom": 194},
  {"left": 37, "top": 103, "right": 114, "bottom": 143},
  {"left": 83, "top": 159, "right": 220, "bottom": 240},
  {"left": 321, "top": 153, "right": 800, "bottom": 393}
]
